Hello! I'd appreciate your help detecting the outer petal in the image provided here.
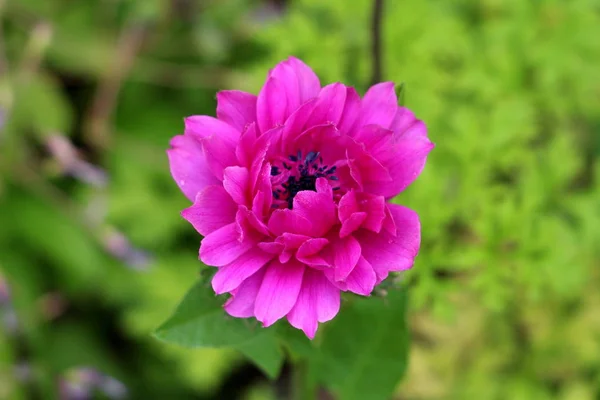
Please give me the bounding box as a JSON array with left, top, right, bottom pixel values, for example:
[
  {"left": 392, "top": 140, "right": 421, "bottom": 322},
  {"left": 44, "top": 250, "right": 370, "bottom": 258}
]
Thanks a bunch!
[
  {"left": 185, "top": 115, "right": 240, "bottom": 142},
  {"left": 212, "top": 247, "right": 274, "bottom": 294},
  {"left": 202, "top": 135, "right": 238, "bottom": 180},
  {"left": 167, "top": 135, "right": 218, "bottom": 201},
  {"left": 342, "top": 256, "right": 376, "bottom": 296},
  {"left": 265, "top": 57, "right": 321, "bottom": 115},
  {"left": 254, "top": 259, "right": 305, "bottom": 327},
  {"left": 181, "top": 185, "right": 237, "bottom": 236},
  {"left": 286, "top": 269, "right": 340, "bottom": 339},
  {"left": 390, "top": 107, "right": 423, "bottom": 134},
  {"left": 256, "top": 77, "right": 288, "bottom": 133},
  {"left": 360, "top": 82, "right": 397, "bottom": 128},
  {"left": 216, "top": 90, "right": 257, "bottom": 132},
  {"left": 374, "top": 121, "right": 434, "bottom": 197},
  {"left": 199, "top": 223, "right": 254, "bottom": 267},
  {"left": 322, "top": 235, "right": 362, "bottom": 282},
  {"left": 286, "top": 57, "right": 321, "bottom": 103},
  {"left": 354, "top": 204, "right": 420, "bottom": 283},
  {"left": 224, "top": 268, "right": 266, "bottom": 318},
  {"left": 352, "top": 124, "right": 393, "bottom": 156}
]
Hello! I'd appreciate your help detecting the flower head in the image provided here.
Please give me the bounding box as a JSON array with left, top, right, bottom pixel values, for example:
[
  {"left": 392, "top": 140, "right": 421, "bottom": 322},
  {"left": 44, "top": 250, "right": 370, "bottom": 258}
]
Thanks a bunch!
[{"left": 168, "top": 57, "right": 433, "bottom": 338}]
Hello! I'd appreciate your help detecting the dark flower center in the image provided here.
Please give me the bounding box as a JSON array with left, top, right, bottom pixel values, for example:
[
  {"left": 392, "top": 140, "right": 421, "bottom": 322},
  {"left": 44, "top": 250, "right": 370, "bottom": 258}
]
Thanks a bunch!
[{"left": 270, "top": 150, "right": 339, "bottom": 209}]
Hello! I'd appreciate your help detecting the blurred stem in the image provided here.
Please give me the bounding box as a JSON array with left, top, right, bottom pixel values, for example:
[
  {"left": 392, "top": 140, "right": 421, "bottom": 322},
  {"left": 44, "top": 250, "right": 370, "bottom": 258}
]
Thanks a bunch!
[
  {"left": 84, "top": 22, "right": 148, "bottom": 151},
  {"left": 370, "top": 0, "right": 384, "bottom": 85},
  {"left": 292, "top": 360, "right": 315, "bottom": 400}
]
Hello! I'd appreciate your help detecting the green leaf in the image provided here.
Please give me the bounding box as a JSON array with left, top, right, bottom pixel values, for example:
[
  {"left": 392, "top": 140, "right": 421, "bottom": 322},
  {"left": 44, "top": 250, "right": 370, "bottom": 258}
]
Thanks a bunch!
[
  {"left": 234, "top": 333, "right": 284, "bottom": 379},
  {"left": 312, "top": 290, "right": 410, "bottom": 400},
  {"left": 396, "top": 82, "right": 406, "bottom": 106},
  {"left": 154, "top": 279, "right": 284, "bottom": 379}
]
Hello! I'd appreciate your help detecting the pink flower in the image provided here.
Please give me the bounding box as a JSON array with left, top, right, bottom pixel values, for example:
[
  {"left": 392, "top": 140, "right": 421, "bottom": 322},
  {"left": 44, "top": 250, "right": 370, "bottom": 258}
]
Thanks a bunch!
[{"left": 167, "top": 57, "right": 433, "bottom": 339}]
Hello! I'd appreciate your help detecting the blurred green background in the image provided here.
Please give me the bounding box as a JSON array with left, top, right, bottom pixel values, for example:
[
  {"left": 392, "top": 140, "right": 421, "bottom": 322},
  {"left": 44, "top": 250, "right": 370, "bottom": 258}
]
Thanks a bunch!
[{"left": 1, "top": 0, "right": 599, "bottom": 399}]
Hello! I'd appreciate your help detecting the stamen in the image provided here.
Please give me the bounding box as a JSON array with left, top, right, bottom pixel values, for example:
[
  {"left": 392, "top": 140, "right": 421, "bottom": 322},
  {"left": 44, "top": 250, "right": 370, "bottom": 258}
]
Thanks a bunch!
[
  {"left": 270, "top": 150, "right": 340, "bottom": 209},
  {"left": 305, "top": 151, "right": 319, "bottom": 163}
]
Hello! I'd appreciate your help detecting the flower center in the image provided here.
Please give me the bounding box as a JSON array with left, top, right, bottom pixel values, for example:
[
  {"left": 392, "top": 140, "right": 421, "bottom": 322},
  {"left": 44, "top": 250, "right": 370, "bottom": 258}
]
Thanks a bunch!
[{"left": 270, "top": 150, "right": 339, "bottom": 209}]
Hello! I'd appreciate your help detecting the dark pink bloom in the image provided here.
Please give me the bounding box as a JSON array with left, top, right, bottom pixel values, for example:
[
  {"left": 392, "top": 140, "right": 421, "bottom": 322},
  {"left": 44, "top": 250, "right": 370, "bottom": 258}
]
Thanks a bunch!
[{"left": 168, "top": 57, "right": 433, "bottom": 338}]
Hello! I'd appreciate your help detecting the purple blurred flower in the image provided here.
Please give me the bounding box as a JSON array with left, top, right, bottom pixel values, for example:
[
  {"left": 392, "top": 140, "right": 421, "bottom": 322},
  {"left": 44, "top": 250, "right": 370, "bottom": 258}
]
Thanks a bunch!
[
  {"left": 46, "top": 135, "right": 108, "bottom": 188},
  {"left": 59, "top": 367, "right": 127, "bottom": 400}
]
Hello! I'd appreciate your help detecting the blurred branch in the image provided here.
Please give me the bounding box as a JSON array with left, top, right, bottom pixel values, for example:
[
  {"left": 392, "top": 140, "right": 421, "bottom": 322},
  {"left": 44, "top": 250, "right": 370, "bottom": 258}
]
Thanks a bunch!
[
  {"left": 84, "top": 22, "right": 148, "bottom": 151},
  {"left": 18, "top": 22, "right": 53, "bottom": 80},
  {"left": 370, "top": 0, "right": 384, "bottom": 85}
]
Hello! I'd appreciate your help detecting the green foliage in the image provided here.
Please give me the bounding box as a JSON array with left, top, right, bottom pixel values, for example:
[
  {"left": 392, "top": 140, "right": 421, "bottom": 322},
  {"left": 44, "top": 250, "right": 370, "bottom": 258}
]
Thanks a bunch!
[
  {"left": 154, "top": 277, "right": 284, "bottom": 379},
  {"left": 307, "top": 291, "right": 409, "bottom": 400},
  {"left": 0, "top": 0, "right": 599, "bottom": 399}
]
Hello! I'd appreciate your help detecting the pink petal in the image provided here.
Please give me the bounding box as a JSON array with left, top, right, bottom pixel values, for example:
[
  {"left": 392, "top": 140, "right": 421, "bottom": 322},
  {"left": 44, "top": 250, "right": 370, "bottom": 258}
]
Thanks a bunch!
[
  {"left": 268, "top": 209, "right": 313, "bottom": 237},
  {"left": 266, "top": 57, "right": 321, "bottom": 114},
  {"left": 354, "top": 204, "right": 420, "bottom": 283},
  {"left": 374, "top": 122, "right": 434, "bottom": 198},
  {"left": 276, "top": 233, "right": 311, "bottom": 250},
  {"left": 212, "top": 247, "right": 274, "bottom": 294},
  {"left": 322, "top": 235, "right": 361, "bottom": 282},
  {"left": 235, "top": 123, "right": 260, "bottom": 168},
  {"left": 339, "top": 212, "right": 367, "bottom": 238},
  {"left": 201, "top": 135, "right": 238, "bottom": 180},
  {"left": 338, "top": 86, "right": 361, "bottom": 135},
  {"left": 224, "top": 268, "right": 266, "bottom": 318},
  {"left": 292, "top": 190, "right": 336, "bottom": 237},
  {"left": 315, "top": 177, "right": 333, "bottom": 199},
  {"left": 297, "top": 238, "right": 329, "bottom": 258},
  {"left": 167, "top": 135, "right": 218, "bottom": 201},
  {"left": 338, "top": 190, "right": 386, "bottom": 235},
  {"left": 292, "top": 124, "right": 345, "bottom": 164},
  {"left": 223, "top": 166, "right": 250, "bottom": 206},
  {"left": 216, "top": 90, "right": 257, "bottom": 132},
  {"left": 181, "top": 185, "right": 237, "bottom": 236},
  {"left": 286, "top": 269, "right": 340, "bottom": 339},
  {"left": 236, "top": 206, "right": 270, "bottom": 239},
  {"left": 258, "top": 241, "right": 285, "bottom": 254},
  {"left": 185, "top": 115, "right": 240, "bottom": 142},
  {"left": 360, "top": 82, "right": 398, "bottom": 128},
  {"left": 279, "top": 250, "right": 293, "bottom": 264},
  {"left": 278, "top": 99, "right": 317, "bottom": 153},
  {"left": 253, "top": 163, "right": 274, "bottom": 216},
  {"left": 352, "top": 124, "right": 394, "bottom": 156},
  {"left": 342, "top": 256, "right": 376, "bottom": 296},
  {"left": 305, "top": 83, "right": 347, "bottom": 127},
  {"left": 254, "top": 259, "right": 305, "bottom": 327},
  {"left": 296, "top": 238, "right": 331, "bottom": 268},
  {"left": 286, "top": 57, "right": 321, "bottom": 103},
  {"left": 256, "top": 77, "right": 288, "bottom": 133},
  {"left": 390, "top": 107, "right": 424, "bottom": 135},
  {"left": 347, "top": 143, "right": 392, "bottom": 190},
  {"left": 361, "top": 194, "right": 386, "bottom": 233},
  {"left": 338, "top": 190, "right": 360, "bottom": 221},
  {"left": 199, "top": 223, "right": 255, "bottom": 267}
]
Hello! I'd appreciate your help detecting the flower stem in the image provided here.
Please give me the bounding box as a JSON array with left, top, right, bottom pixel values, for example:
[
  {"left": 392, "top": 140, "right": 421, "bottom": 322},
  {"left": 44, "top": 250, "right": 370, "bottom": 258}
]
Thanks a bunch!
[
  {"left": 292, "top": 360, "right": 316, "bottom": 400},
  {"left": 370, "top": 0, "right": 385, "bottom": 85}
]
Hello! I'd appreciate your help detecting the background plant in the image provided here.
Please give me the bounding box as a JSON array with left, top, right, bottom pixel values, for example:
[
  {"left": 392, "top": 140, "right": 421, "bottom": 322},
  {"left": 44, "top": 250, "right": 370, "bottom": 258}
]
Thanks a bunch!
[{"left": 0, "top": 0, "right": 599, "bottom": 399}]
